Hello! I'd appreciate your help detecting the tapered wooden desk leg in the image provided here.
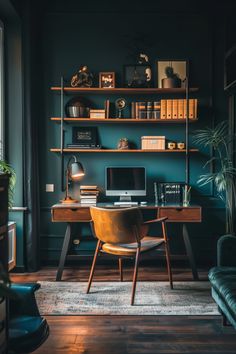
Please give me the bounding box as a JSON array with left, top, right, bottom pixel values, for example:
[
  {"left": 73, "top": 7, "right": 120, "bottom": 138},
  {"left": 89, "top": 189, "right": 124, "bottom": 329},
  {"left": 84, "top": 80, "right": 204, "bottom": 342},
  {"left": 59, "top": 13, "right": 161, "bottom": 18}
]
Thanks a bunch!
[
  {"left": 119, "top": 258, "right": 123, "bottom": 281},
  {"left": 56, "top": 223, "right": 71, "bottom": 281},
  {"left": 182, "top": 223, "right": 199, "bottom": 280}
]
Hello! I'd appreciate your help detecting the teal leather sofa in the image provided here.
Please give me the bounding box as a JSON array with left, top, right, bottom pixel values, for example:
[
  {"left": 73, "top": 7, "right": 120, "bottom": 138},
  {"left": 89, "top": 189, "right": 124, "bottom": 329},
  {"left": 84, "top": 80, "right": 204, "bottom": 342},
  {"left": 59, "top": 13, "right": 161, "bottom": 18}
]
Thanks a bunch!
[{"left": 208, "top": 235, "right": 236, "bottom": 329}]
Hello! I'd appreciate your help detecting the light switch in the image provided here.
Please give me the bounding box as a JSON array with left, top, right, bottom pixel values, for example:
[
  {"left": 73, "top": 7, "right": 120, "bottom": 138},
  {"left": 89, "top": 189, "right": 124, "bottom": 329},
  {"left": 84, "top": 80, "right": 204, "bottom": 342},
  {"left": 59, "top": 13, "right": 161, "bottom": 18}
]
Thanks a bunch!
[{"left": 46, "top": 184, "right": 54, "bottom": 192}]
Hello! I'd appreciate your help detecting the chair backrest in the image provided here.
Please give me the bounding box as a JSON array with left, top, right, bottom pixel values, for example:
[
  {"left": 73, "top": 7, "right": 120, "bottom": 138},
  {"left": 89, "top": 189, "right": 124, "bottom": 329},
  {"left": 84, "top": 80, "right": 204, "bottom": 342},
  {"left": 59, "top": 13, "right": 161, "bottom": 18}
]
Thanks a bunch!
[{"left": 90, "top": 206, "right": 145, "bottom": 244}]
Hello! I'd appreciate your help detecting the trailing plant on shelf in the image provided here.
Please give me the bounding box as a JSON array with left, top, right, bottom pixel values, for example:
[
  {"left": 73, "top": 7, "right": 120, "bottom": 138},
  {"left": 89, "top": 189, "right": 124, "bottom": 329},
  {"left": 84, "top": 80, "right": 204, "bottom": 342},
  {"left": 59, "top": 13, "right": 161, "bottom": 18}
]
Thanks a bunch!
[
  {"left": 0, "top": 145, "right": 16, "bottom": 208},
  {"left": 194, "top": 120, "right": 236, "bottom": 235}
]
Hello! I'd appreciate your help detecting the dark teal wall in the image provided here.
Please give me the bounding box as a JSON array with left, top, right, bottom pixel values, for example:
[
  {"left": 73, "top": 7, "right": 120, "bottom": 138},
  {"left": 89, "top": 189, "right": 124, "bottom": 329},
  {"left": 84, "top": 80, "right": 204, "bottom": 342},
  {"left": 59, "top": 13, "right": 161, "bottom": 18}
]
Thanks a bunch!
[{"left": 38, "top": 12, "right": 226, "bottom": 265}]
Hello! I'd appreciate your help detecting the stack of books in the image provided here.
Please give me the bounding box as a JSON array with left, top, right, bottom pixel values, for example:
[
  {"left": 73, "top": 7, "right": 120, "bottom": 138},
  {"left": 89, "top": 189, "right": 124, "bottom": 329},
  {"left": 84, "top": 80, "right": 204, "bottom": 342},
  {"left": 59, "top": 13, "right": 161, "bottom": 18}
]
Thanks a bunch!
[
  {"left": 80, "top": 185, "right": 99, "bottom": 205},
  {"left": 131, "top": 101, "right": 161, "bottom": 119}
]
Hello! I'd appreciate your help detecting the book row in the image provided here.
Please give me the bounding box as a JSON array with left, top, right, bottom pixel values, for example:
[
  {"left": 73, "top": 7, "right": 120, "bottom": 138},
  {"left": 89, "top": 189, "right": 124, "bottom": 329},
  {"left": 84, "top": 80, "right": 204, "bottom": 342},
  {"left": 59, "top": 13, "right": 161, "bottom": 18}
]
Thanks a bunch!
[{"left": 160, "top": 99, "right": 198, "bottom": 120}]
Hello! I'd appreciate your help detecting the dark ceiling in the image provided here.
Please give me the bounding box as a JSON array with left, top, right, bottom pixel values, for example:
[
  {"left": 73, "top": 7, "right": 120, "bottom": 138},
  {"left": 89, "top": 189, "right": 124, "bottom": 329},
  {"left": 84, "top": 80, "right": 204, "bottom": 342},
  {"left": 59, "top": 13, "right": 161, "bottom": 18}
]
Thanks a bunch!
[{"left": 9, "top": 0, "right": 236, "bottom": 15}]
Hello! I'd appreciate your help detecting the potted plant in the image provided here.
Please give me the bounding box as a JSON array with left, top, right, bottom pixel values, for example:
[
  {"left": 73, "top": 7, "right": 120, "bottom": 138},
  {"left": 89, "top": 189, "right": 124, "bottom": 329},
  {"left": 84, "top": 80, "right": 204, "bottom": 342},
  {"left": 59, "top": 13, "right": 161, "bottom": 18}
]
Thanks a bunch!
[
  {"left": 0, "top": 147, "right": 16, "bottom": 208},
  {"left": 194, "top": 120, "right": 236, "bottom": 234},
  {"left": 162, "top": 65, "right": 181, "bottom": 88}
]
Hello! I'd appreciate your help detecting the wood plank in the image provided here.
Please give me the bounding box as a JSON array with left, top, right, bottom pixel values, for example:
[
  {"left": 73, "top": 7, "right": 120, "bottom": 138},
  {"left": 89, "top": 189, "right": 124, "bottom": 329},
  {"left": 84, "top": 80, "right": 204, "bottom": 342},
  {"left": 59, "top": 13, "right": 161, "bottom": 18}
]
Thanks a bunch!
[
  {"left": 50, "top": 87, "right": 199, "bottom": 94},
  {"left": 50, "top": 149, "right": 199, "bottom": 153},
  {"left": 51, "top": 117, "right": 198, "bottom": 123}
]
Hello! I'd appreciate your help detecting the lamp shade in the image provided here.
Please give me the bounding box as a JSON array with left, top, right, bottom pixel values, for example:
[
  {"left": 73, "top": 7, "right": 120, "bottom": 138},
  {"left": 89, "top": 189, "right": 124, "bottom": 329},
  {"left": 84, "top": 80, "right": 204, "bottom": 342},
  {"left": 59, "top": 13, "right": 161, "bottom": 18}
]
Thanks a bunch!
[
  {"left": 71, "top": 161, "right": 85, "bottom": 180},
  {"left": 61, "top": 155, "right": 85, "bottom": 204}
]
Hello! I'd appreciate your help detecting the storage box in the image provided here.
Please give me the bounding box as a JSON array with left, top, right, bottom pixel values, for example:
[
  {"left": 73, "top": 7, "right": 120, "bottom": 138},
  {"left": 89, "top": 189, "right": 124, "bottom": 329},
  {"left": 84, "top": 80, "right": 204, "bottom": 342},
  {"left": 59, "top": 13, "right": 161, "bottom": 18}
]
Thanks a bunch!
[
  {"left": 90, "top": 109, "right": 106, "bottom": 119},
  {"left": 141, "top": 136, "right": 166, "bottom": 150}
]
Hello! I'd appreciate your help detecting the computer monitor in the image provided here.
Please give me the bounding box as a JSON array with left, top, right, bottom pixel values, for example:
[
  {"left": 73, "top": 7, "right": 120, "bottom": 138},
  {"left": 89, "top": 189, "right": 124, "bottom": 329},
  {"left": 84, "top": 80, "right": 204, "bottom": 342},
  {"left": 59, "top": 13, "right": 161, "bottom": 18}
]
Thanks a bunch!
[{"left": 105, "top": 167, "right": 146, "bottom": 203}]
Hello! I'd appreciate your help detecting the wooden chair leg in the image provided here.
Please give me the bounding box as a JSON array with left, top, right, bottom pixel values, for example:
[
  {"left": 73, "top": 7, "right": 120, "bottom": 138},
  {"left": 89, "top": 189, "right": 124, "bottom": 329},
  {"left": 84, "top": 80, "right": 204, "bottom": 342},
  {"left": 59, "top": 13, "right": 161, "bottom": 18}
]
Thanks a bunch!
[
  {"left": 162, "top": 222, "right": 173, "bottom": 289},
  {"left": 119, "top": 258, "right": 123, "bottom": 281},
  {"left": 131, "top": 248, "right": 140, "bottom": 306},
  {"left": 86, "top": 240, "right": 101, "bottom": 294}
]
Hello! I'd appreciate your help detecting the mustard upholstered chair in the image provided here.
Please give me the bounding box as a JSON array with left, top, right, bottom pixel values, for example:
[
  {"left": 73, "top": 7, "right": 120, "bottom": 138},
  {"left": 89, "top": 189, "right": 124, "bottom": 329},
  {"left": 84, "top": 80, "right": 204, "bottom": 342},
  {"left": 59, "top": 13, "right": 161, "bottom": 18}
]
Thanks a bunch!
[{"left": 86, "top": 206, "right": 173, "bottom": 305}]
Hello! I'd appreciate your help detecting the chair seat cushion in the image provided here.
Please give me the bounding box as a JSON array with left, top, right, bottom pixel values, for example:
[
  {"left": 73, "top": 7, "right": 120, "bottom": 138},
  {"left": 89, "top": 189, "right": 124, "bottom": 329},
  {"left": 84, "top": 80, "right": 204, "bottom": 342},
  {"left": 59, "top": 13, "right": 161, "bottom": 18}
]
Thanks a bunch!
[
  {"left": 209, "top": 267, "right": 236, "bottom": 320},
  {"left": 102, "top": 236, "right": 164, "bottom": 256},
  {"left": 9, "top": 316, "right": 49, "bottom": 353}
]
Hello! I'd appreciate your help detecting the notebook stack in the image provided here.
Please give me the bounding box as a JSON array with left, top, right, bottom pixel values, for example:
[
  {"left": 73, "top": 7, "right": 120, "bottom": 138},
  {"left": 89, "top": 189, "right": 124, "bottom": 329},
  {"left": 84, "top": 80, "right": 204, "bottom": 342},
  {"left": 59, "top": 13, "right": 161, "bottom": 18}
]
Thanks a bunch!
[{"left": 80, "top": 185, "right": 99, "bottom": 205}]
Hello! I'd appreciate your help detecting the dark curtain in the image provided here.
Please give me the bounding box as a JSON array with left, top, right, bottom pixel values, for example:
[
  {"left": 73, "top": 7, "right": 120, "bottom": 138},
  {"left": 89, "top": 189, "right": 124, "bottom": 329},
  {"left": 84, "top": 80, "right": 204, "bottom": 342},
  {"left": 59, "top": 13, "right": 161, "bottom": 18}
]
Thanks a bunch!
[{"left": 22, "top": 0, "right": 41, "bottom": 271}]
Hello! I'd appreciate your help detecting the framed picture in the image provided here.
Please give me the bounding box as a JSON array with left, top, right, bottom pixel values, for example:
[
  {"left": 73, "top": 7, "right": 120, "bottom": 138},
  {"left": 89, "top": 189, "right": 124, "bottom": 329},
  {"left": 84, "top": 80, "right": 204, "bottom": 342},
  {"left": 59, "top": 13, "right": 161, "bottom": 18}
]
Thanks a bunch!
[
  {"left": 72, "top": 127, "right": 98, "bottom": 146},
  {"left": 124, "top": 64, "right": 152, "bottom": 88},
  {"left": 99, "top": 72, "right": 115, "bottom": 88},
  {"left": 157, "top": 60, "right": 188, "bottom": 88}
]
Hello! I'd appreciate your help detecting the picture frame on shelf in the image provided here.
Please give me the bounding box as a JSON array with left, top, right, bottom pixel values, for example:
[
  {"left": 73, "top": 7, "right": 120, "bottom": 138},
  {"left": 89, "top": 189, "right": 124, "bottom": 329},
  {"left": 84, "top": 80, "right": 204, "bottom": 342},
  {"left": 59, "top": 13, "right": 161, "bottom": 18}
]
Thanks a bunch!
[
  {"left": 123, "top": 64, "right": 152, "bottom": 88},
  {"left": 99, "top": 72, "right": 115, "bottom": 88},
  {"left": 157, "top": 60, "right": 188, "bottom": 89},
  {"left": 72, "top": 126, "right": 98, "bottom": 146}
]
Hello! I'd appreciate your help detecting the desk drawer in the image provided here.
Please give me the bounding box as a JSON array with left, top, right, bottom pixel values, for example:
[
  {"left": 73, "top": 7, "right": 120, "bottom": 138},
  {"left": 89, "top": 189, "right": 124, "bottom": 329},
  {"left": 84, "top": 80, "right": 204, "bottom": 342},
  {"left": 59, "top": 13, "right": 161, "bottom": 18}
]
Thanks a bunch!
[
  {"left": 158, "top": 207, "right": 201, "bottom": 222},
  {"left": 52, "top": 207, "right": 91, "bottom": 222}
]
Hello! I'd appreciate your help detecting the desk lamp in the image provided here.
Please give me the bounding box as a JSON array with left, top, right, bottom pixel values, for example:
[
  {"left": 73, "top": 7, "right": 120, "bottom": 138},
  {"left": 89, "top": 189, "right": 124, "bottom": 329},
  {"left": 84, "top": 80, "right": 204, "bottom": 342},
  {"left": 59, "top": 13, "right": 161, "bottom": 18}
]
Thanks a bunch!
[{"left": 61, "top": 155, "right": 85, "bottom": 204}]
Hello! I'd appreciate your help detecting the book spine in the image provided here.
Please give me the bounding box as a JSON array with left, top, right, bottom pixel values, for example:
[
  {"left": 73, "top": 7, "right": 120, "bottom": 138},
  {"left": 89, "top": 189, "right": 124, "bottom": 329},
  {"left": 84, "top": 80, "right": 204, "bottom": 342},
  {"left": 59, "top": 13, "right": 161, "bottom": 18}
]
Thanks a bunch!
[
  {"left": 105, "top": 99, "right": 110, "bottom": 118},
  {"left": 131, "top": 102, "right": 135, "bottom": 119},
  {"left": 178, "top": 99, "right": 184, "bottom": 119},
  {"left": 138, "top": 102, "right": 146, "bottom": 119},
  {"left": 172, "top": 99, "right": 178, "bottom": 119},
  {"left": 166, "top": 99, "right": 172, "bottom": 119},
  {"left": 183, "top": 99, "right": 187, "bottom": 119},
  {"left": 189, "top": 99, "right": 194, "bottom": 119},
  {"left": 160, "top": 99, "right": 167, "bottom": 119},
  {"left": 194, "top": 98, "right": 198, "bottom": 119}
]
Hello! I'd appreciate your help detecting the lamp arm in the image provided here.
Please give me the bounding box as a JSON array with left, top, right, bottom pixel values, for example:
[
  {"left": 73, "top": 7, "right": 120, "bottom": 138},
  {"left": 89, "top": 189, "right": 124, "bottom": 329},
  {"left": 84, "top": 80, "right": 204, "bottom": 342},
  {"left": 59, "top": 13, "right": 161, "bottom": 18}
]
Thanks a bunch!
[
  {"left": 65, "top": 168, "right": 70, "bottom": 199},
  {"left": 65, "top": 155, "right": 77, "bottom": 191}
]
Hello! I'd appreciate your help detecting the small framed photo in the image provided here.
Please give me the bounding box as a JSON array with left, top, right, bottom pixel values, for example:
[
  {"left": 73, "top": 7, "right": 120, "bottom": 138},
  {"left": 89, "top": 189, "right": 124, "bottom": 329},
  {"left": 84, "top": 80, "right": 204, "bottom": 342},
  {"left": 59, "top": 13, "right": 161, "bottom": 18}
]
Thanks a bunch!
[
  {"left": 99, "top": 72, "right": 115, "bottom": 88},
  {"left": 72, "top": 127, "right": 98, "bottom": 146},
  {"left": 124, "top": 64, "right": 152, "bottom": 88},
  {"left": 157, "top": 60, "right": 188, "bottom": 88}
]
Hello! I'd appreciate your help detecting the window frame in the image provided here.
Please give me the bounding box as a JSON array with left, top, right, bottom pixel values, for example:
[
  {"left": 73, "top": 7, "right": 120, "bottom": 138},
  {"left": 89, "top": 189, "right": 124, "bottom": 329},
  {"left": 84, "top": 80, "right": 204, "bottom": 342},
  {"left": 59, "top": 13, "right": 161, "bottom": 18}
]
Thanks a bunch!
[{"left": 0, "top": 20, "right": 4, "bottom": 157}]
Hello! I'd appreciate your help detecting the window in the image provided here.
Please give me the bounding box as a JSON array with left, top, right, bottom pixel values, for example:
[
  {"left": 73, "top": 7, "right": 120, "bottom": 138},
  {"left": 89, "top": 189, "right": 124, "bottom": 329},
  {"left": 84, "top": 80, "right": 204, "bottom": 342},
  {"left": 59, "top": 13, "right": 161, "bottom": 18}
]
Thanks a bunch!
[{"left": 0, "top": 21, "right": 4, "bottom": 156}]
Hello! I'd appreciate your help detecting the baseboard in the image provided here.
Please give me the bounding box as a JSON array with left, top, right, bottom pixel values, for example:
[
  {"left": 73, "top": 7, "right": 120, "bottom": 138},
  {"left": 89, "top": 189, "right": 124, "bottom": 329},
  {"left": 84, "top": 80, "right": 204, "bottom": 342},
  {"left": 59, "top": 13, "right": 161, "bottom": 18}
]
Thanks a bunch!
[{"left": 10, "top": 266, "right": 26, "bottom": 273}]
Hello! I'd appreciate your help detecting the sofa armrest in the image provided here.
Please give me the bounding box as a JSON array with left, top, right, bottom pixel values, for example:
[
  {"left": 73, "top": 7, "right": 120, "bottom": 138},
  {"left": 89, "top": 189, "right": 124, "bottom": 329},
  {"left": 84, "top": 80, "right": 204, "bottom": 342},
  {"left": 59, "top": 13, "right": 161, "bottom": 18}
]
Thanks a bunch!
[
  {"left": 9, "top": 283, "right": 41, "bottom": 318},
  {"left": 217, "top": 234, "right": 236, "bottom": 267}
]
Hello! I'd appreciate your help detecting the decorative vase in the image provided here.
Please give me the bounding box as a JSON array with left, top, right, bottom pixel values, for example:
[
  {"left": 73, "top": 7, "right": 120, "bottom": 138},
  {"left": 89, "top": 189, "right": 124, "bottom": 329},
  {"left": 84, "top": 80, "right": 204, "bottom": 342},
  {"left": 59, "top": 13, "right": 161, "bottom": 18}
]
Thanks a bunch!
[{"left": 161, "top": 78, "right": 181, "bottom": 88}]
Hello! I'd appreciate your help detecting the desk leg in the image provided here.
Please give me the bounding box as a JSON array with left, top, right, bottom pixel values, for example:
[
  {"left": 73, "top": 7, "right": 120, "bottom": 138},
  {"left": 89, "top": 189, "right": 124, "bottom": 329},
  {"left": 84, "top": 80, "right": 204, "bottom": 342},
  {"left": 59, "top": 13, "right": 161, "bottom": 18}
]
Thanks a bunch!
[
  {"left": 182, "top": 223, "right": 199, "bottom": 280},
  {"left": 56, "top": 223, "right": 71, "bottom": 281}
]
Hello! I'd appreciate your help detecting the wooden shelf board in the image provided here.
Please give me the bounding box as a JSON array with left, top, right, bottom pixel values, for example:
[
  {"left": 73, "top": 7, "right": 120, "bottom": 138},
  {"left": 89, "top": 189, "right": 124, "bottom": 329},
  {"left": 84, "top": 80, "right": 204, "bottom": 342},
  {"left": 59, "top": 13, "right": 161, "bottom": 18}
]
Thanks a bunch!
[
  {"left": 51, "top": 117, "right": 198, "bottom": 123},
  {"left": 51, "top": 87, "right": 199, "bottom": 94},
  {"left": 50, "top": 148, "right": 199, "bottom": 153}
]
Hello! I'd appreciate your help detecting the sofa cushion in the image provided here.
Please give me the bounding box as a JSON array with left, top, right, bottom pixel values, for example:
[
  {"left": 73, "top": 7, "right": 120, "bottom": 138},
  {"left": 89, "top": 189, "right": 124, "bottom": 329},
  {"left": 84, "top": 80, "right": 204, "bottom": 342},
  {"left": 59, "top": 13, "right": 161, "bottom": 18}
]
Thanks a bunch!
[
  {"left": 209, "top": 267, "right": 236, "bottom": 320},
  {"left": 9, "top": 316, "right": 49, "bottom": 353}
]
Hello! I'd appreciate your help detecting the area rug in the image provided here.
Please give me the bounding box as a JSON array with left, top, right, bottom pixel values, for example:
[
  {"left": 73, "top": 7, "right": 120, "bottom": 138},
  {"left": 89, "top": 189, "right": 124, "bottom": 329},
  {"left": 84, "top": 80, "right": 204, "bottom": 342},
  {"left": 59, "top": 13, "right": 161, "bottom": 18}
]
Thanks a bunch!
[{"left": 36, "top": 281, "right": 219, "bottom": 316}]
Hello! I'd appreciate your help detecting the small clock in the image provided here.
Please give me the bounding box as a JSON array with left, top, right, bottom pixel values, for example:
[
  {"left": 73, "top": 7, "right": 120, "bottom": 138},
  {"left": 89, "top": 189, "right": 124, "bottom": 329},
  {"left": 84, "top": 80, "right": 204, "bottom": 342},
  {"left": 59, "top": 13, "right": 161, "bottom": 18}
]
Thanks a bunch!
[{"left": 115, "top": 98, "right": 127, "bottom": 118}]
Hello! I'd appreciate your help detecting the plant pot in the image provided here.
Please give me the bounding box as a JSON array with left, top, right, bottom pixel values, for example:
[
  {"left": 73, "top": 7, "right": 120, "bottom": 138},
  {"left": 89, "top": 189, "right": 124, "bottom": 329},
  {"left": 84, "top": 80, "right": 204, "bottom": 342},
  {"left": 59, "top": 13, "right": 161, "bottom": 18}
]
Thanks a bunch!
[{"left": 161, "top": 78, "right": 181, "bottom": 88}]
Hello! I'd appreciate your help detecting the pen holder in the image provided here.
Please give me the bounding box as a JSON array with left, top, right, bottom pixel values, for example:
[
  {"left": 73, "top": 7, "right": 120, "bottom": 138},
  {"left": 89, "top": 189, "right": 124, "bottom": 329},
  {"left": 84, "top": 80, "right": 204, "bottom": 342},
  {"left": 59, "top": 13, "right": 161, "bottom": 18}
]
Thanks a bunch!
[{"left": 183, "top": 186, "right": 191, "bottom": 206}]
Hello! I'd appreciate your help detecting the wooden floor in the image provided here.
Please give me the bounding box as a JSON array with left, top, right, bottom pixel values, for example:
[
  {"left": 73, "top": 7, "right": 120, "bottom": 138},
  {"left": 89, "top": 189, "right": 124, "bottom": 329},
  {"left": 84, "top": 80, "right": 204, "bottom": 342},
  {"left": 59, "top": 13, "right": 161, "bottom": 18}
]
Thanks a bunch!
[{"left": 11, "top": 265, "right": 236, "bottom": 354}]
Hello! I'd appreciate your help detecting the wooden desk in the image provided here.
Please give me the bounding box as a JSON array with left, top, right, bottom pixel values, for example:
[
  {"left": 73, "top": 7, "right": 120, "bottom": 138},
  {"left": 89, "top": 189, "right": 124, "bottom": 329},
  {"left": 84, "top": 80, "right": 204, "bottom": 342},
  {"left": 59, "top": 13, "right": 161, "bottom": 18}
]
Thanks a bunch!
[{"left": 51, "top": 203, "right": 202, "bottom": 281}]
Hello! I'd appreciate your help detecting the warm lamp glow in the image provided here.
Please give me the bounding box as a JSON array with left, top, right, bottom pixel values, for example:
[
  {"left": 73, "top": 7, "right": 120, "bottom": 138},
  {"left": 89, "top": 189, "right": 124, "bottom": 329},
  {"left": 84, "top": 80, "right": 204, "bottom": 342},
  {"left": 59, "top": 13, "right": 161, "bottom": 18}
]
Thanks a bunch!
[{"left": 61, "top": 156, "right": 85, "bottom": 204}]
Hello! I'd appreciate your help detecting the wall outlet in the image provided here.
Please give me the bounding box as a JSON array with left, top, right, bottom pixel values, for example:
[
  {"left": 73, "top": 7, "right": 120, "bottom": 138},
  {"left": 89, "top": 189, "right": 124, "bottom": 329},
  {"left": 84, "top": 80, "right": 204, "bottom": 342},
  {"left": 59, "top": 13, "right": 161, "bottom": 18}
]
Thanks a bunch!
[{"left": 46, "top": 184, "right": 54, "bottom": 192}]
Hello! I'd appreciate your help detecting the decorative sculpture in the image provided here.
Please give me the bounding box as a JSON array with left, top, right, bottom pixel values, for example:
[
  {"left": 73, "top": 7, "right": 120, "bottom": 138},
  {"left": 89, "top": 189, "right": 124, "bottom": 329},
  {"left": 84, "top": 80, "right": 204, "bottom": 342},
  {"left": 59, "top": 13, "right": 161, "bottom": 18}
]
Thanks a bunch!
[
  {"left": 117, "top": 138, "right": 129, "bottom": 150},
  {"left": 71, "top": 65, "right": 93, "bottom": 88}
]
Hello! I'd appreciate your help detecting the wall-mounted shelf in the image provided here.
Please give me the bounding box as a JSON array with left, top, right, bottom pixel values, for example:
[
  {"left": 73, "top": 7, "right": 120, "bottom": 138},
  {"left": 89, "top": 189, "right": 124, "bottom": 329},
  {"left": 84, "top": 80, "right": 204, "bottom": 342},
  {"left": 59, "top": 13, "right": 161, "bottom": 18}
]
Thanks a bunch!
[
  {"left": 51, "top": 117, "right": 198, "bottom": 124},
  {"left": 50, "top": 148, "right": 199, "bottom": 153},
  {"left": 51, "top": 87, "right": 199, "bottom": 94},
  {"left": 51, "top": 76, "right": 199, "bottom": 189}
]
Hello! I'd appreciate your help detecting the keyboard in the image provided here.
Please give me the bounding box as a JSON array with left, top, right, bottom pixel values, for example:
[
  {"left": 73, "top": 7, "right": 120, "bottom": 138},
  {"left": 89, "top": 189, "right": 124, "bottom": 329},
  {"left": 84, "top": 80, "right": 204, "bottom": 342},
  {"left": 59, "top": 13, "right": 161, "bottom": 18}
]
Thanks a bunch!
[{"left": 114, "top": 201, "right": 139, "bottom": 206}]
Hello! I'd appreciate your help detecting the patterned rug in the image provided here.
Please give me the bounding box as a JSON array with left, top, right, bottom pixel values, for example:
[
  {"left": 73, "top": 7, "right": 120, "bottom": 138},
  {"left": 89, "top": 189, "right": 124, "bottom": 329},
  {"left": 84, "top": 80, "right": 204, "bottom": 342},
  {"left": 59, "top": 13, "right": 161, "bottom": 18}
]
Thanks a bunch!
[{"left": 36, "top": 281, "right": 218, "bottom": 316}]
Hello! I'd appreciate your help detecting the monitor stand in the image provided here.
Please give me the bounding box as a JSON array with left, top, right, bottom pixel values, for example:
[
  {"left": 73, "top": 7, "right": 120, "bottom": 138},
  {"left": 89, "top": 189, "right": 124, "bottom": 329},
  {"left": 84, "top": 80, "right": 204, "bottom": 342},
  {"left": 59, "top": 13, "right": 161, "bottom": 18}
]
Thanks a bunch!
[{"left": 114, "top": 196, "right": 138, "bottom": 206}]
